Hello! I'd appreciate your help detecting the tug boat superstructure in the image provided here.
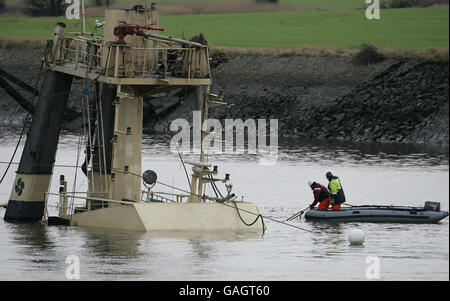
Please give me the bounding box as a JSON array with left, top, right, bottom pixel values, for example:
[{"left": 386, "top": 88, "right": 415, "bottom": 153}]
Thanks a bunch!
[{"left": 3, "top": 4, "right": 266, "bottom": 233}]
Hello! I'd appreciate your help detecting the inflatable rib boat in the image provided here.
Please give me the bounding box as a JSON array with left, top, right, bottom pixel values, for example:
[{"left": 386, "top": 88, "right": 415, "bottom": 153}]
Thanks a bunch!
[{"left": 305, "top": 201, "right": 448, "bottom": 224}]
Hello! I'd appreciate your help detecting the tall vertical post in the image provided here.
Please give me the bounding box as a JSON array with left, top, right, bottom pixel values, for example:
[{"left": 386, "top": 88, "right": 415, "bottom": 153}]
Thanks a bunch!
[
  {"left": 87, "top": 84, "right": 116, "bottom": 208},
  {"left": 110, "top": 87, "right": 143, "bottom": 203},
  {"left": 81, "top": 0, "right": 86, "bottom": 35},
  {"left": 59, "top": 175, "right": 68, "bottom": 218},
  {"left": 188, "top": 85, "right": 208, "bottom": 203},
  {"left": 4, "top": 70, "right": 73, "bottom": 222}
]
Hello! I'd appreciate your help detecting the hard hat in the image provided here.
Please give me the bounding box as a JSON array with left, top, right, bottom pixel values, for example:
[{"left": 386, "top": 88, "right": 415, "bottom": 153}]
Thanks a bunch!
[
  {"left": 326, "top": 171, "right": 333, "bottom": 179},
  {"left": 308, "top": 180, "right": 315, "bottom": 187}
]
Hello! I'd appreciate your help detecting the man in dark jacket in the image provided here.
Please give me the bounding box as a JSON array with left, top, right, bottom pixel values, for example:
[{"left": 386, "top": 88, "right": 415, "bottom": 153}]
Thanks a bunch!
[
  {"left": 191, "top": 33, "right": 208, "bottom": 45},
  {"left": 308, "top": 180, "right": 333, "bottom": 210},
  {"left": 326, "top": 171, "right": 346, "bottom": 210}
]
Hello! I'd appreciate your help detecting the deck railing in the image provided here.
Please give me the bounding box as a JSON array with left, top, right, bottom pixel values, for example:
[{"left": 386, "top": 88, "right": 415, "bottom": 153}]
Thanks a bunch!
[
  {"left": 49, "top": 35, "right": 211, "bottom": 80},
  {"left": 140, "top": 190, "right": 188, "bottom": 203},
  {"left": 43, "top": 189, "right": 190, "bottom": 220}
]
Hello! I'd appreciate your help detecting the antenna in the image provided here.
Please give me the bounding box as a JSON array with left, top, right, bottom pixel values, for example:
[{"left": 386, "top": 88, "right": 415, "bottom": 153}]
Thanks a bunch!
[{"left": 81, "top": 0, "right": 86, "bottom": 34}]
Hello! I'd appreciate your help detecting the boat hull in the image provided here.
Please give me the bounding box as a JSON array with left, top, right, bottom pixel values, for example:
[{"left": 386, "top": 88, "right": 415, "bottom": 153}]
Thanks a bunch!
[
  {"left": 304, "top": 206, "right": 449, "bottom": 224},
  {"left": 70, "top": 201, "right": 266, "bottom": 232}
]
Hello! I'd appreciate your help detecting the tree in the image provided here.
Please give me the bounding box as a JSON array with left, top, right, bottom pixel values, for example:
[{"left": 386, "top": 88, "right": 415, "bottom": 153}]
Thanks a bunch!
[
  {"left": 381, "top": 0, "right": 448, "bottom": 8},
  {"left": 94, "top": 0, "right": 114, "bottom": 6},
  {"left": 255, "top": 0, "right": 279, "bottom": 3},
  {"left": 0, "top": 0, "right": 6, "bottom": 13},
  {"left": 24, "top": 0, "right": 68, "bottom": 17}
]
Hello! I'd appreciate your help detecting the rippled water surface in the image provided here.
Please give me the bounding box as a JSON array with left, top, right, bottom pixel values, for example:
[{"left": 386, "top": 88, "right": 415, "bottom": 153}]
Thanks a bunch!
[{"left": 0, "top": 127, "right": 448, "bottom": 280}]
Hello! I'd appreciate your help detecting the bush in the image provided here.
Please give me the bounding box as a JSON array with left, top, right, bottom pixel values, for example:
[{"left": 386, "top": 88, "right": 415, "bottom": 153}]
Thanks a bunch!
[
  {"left": 24, "top": 0, "right": 68, "bottom": 17},
  {"left": 0, "top": 0, "right": 6, "bottom": 13},
  {"left": 255, "top": 0, "right": 279, "bottom": 4},
  {"left": 352, "top": 43, "right": 386, "bottom": 65},
  {"left": 93, "top": 0, "right": 114, "bottom": 6},
  {"left": 381, "top": 0, "right": 448, "bottom": 8}
]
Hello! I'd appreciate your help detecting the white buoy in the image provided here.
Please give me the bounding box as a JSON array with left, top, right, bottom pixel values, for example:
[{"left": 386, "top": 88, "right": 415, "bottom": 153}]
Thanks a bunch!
[{"left": 348, "top": 229, "right": 365, "bottom": 245}]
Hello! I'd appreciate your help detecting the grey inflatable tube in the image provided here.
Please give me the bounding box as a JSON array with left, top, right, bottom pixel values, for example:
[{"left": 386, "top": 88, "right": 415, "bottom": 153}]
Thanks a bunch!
[{"left": 304, "top": 204, "right": 449, "bottom": 224}]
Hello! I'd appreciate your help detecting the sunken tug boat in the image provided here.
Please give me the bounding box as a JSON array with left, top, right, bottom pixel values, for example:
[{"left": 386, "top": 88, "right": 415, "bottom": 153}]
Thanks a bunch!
[{"left": 4, "top": 4, "right": 266, "bottom": 232}]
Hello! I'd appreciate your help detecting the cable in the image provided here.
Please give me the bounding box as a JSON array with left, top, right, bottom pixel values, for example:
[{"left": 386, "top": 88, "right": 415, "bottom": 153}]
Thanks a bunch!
[
  {"left": 98, "top": 167, "right": 312, "bottom": 233},
  {"left": 154, "top": 180, "right": 313, "bottom": 233},
  {"left": 0, "top": 161, "right": 83, "bottom": 168},
  {"left": 0, "top": 56, "right": 45, "bottom": 185},
  {"left": 231, "top": 200, "right": 266, "bottom": 235},
  {"left": 68, "top": 127, "right": 84, "bottom": 222},
  {"left": 204, "top": 172, "right": 266, "bottom": 232},
  {"left": 157, "top": 93, "right": 191, "bottom": 188},
  {"left": 0, "top": 132, "right": 17, "bottom": 145},
  {"left": 210, "top": 174, "right": 224, "bottom": 198}
]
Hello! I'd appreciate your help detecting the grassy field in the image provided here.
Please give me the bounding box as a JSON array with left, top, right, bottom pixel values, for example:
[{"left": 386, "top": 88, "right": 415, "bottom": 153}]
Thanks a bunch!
[
  {"left": 281, "top": 0, "right": 365, "bottom": 9},
  {"left": 94, "top": 0, "right": 367, "bottom": 9},
  {"left": 3, "top": 0, "right": 367, "bottom": 9},
  {"left": 0, "top": 6, "right": 448, "bottom": 51},
  {"left": 160, "top": 7, "right": 449, "bottom": 50}
]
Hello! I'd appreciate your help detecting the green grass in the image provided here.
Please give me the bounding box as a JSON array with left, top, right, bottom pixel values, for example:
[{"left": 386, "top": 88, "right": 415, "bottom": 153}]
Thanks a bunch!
[
  {"left": 159, "top": 7, "right": 449, "bottom": 50},
  {"left": 94, "top": 0, "right": 366, "bottom": 9},
  {"left": 0, "top": 7, "right": 448, "bottom": 51},
  {"left": 273, "top": 0, "right": 365, "bottom": 9},
  {"left": 2, "top": 0, "right": 371, "bottom": 9},
  {"left": 107, "top": 0, "right": 365, "bottom": 9}
]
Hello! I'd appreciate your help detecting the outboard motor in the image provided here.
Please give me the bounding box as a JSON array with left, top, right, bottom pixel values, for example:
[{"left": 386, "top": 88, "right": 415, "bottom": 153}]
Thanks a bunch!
[{"left": 424, "top": 201, "right": 441, "bottom": 212}]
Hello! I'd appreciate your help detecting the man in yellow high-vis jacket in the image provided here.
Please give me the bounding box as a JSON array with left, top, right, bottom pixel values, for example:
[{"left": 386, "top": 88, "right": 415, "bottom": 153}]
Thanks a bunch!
[{"left": 326, "top": 171, "right": 346, "bottom": 210}]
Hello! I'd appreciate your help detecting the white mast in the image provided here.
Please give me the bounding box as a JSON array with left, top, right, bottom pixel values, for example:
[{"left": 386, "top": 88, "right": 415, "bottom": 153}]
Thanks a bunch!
[{"left": 81, "top": 0, "right": 86, "bottom": 34}]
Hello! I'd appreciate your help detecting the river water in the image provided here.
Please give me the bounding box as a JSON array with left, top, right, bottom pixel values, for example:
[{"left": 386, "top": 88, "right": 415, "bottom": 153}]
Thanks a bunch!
[{"left": 0, "top": 127, "right": 448, "bottom": 281}]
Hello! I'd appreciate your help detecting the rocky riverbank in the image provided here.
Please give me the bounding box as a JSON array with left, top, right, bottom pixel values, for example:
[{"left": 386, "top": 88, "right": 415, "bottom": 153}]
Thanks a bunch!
[
  {"left": 207, "top": 55, "right": 449, "bottom": 145},
  {"left": 0, "top": 48, "right": 448, "bottom": 145}
]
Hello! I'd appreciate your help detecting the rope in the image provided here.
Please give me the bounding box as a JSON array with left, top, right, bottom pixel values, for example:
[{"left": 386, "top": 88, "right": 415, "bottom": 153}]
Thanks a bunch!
[
  {"left": 154, "top": 180, "right": 313, "bottom": 233},
  {"left": 0, "top": 132, "right": 17, "bottom": 145},
  {"left": 43, "top": 39, "right": 53, "bottom": 67},
  {"left": 86, "top": 165, "right": 312, "bottom": 233},
  {"left": 98, "top": 84, "right": 109, "bottom": 195},
  {"left": 0, "top": 55, "right": 45, "bottom": 185},
  {"left": 0, "top": 161, "right": 82, "bottom": 168},
  {"left": 0, "top": 40, "right": 307, "bottom": 233},
  {"left": 205, "top": 172, "right": 267, "bottom": 232},
  {"left": 157, "top": 93, "right": 191, "bottom": 188},
  {"left": 231, "top": 200, "right": 265, "bottom": 234},
  {"left": 68, "top": 127, "right": 84, "bottom": 223}
]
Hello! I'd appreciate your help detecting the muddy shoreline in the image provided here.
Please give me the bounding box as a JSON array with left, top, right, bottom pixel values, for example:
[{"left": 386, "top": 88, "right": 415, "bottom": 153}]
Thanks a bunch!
[{"left": 0, "top": 48, "right": 448, "bottom": 145}]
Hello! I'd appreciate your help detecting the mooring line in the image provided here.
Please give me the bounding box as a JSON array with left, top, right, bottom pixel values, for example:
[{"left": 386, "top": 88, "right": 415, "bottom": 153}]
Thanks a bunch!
[
  {"left": 155, "top": 180, "right": 313, "bottom": 233},
  {"left": 0, "top": 57, "right": 44, "bottom": 185}
]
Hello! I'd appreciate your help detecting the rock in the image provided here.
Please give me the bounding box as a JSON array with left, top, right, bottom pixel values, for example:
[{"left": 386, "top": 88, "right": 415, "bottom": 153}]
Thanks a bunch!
[{"left": 0, "top": 48, "right": 447, "bottom": 145}]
